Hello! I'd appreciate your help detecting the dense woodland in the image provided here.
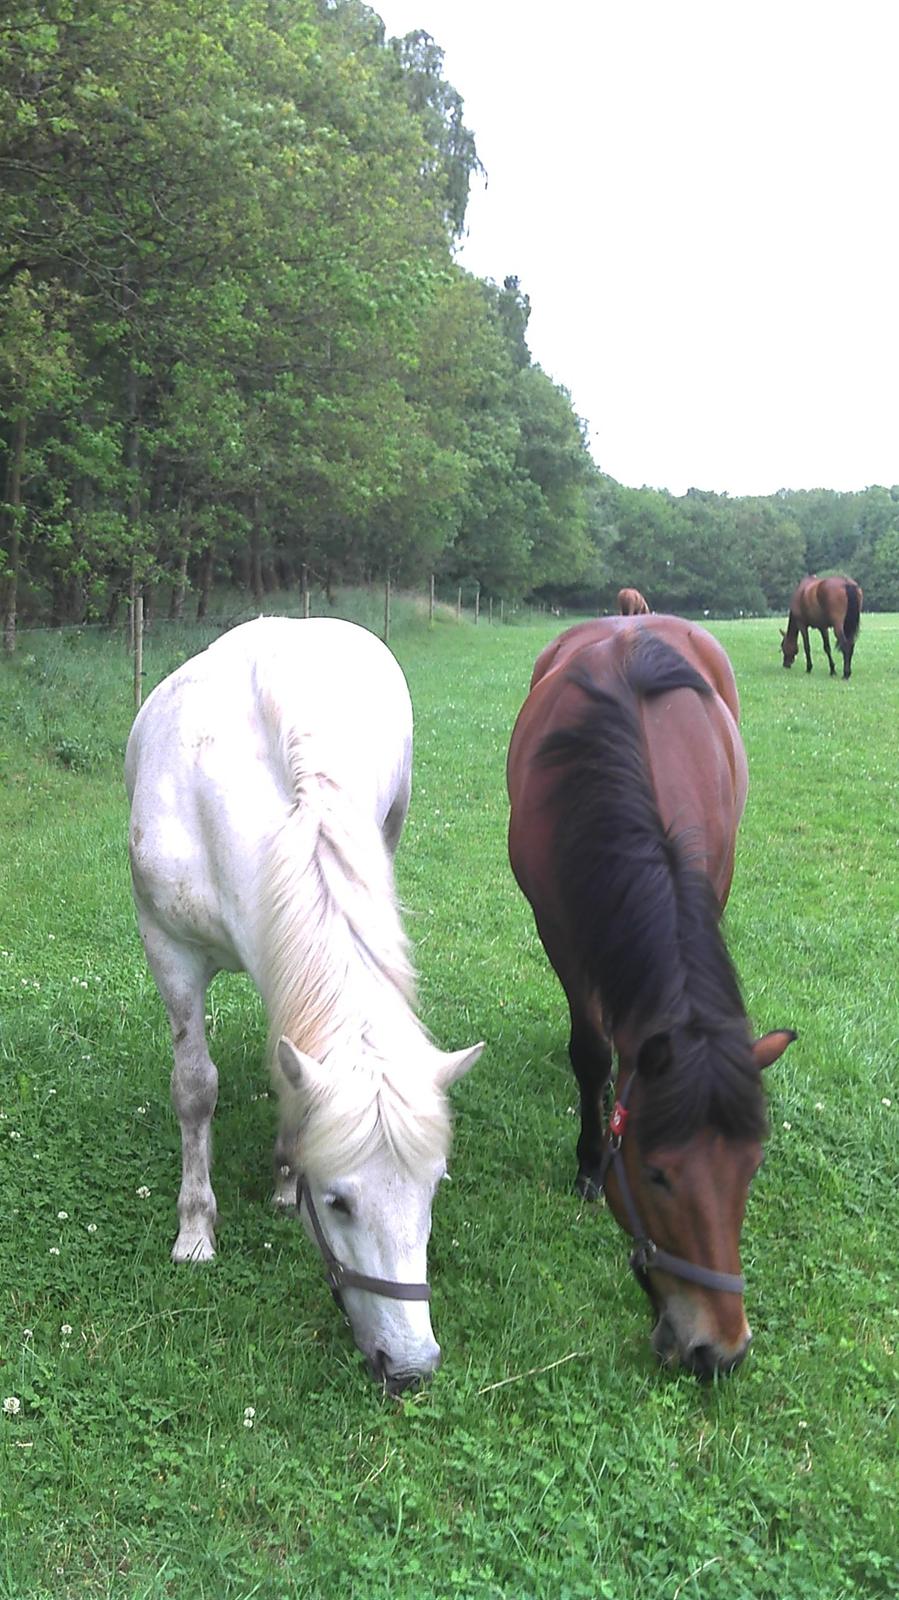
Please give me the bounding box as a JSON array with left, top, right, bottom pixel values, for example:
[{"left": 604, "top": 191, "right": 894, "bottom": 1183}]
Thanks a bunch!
[{"left": 2, "top": 0, "right": 898, "bottom": 648}]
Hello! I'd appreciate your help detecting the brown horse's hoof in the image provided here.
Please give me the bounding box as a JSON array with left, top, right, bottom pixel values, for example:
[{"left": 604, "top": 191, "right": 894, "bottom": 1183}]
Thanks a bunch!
[{"left": 575, "top": 1171, "right": 602, "bottom": 1201}]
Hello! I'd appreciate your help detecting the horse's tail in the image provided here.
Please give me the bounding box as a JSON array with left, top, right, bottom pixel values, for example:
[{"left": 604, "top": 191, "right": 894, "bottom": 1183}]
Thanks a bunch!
[{"left": 844, "top": 582, "right": 861, "bottom": 641}]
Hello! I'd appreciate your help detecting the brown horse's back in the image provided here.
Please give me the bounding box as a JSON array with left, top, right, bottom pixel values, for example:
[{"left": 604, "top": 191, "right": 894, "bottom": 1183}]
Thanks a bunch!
[
  {"left": 617, "top": 586, "right": 650, "bottom": 615},
  {"left": 509, "top": 616, "right": 747, "bottom": 920},
  {"left": 528, "top": 614, "right": 741, "bottom": 721},
  {"left": 790, "top": 574, "right": 863, "bottom": 634}
]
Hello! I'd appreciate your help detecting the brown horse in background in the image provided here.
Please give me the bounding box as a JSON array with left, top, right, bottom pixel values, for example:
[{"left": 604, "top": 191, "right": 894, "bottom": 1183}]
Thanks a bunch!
[
  {"left": 618, "top": 586, "right": 650, "bottom": 615},
  {"left": 781, "top": 575, "right": 862, "bottom": 679},
  {"left": 507, "top": 615, "right": 794, "bottom": 1378}
]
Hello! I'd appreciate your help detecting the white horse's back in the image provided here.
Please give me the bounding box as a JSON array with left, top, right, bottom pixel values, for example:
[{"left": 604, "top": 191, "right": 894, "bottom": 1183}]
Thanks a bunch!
[
  {"left": 125, "top": 617, "right": 481, "bottom": 1391},
  {"left": 126, "top": 618, "right": 412, "bottom": 976}
]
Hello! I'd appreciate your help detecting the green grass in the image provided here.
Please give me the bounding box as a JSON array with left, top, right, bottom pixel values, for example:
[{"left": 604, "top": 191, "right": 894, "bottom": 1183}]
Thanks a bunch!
[{"left": 1, "top": 599, "right": 897, "bottom": 1599}]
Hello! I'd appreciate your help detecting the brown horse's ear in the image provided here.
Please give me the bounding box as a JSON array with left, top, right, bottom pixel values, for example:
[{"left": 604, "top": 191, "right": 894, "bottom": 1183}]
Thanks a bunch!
[
  {"left": 637, "top": 1031, "right": 672, "bottom": 1079},
  {"left": 779, "top": 629, "right": 786, "bottom": 640},
  {"left": 751, "top": 1029, "right": 797, "bottom": 1070}
]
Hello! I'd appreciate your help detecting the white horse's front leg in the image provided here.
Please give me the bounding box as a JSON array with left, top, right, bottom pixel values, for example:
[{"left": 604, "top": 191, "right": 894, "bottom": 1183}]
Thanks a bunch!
[
  {"left": 170, "top": 1009, "right": 219, "bottom": 1262},
  {"left": 141, "top": 921, "right": 219, "bottom": 1261}
]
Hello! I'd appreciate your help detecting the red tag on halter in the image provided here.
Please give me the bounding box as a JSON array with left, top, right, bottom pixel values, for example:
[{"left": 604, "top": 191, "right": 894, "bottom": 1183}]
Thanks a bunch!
[{"left": 609, "top": 1101, "right": 629, "bottom": 1138}]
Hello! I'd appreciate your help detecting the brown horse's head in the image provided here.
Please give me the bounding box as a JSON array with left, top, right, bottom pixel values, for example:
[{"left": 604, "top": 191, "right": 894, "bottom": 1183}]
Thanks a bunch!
[
  {"left": 780, "top": 628, "right": 798, "bottom": 668},
  {"left": 604, "top": 1027, "right": 795, "bottom": 1378}
]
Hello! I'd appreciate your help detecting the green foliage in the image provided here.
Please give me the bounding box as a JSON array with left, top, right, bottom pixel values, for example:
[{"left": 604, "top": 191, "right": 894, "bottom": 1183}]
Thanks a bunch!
[{"left": 2, "top": 2, "right": 897, "bottom": 640}]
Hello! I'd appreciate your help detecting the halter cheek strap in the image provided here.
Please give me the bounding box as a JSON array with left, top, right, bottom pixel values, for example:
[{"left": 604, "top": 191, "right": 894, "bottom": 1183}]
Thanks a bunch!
[
  {"left": 598, "top": 1077, "right": 746, "bottom": 1296},
  {"left": 297, "top": 1176, "right": 432, "bottom": 1302}
]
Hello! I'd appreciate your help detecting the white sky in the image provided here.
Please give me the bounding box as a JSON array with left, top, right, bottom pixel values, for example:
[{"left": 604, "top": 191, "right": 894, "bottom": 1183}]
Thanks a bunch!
[{"left": 374, "top": 0, "right": 899, "bottom": 497}]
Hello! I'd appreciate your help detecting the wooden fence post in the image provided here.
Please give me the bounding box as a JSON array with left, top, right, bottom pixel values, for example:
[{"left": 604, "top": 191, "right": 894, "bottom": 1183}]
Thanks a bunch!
[
  {"left": 500, "top": 598, "right": 505, "bottom": 626},
  {"left": 488, "top": 595, "right": 493, "bottom": 625},
  {"left": 301, "top": 564, "right": 310, "bottom": 618},
  {"left": 474, "top": 582, "right": 480, "bottom": 625}
]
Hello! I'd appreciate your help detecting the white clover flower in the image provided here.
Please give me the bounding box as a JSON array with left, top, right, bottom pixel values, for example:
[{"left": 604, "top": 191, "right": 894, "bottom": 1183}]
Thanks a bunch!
[
  {"left": 242, "top": 1406, "right": 256, "bottom": 1429},
  {"left": 60, "top": 1324, "right": 73, "bottom": 1337},
  {"left": 782, "top": 1121, "right": 792, "bottom": 1131},
  {"left": 23, "top": 1329, "right": 33, "bottom": 1341},
  {"left": 2, "top": 1397, "right": 21, "bottom": 1417},
  {"left": 57, "top": 1211, "right": 68, "bottom": 1221},
  {"left": 9, "top": 1131, "right": 21, "bottom": 1140},
  {"left": 49, "top": 1246, "right": 60, "bottom": 1256},
  {"left": 882, "top": 1098, "right": 892, "bottom": 1109},
  {"left": 136, "top": 1186, "right": 151, "bottom": 1199},
  {"left": 136, "top": 1105, "right": 148, "bottom": 1115},
  {"left": 263, "top": 1242, "right": 272, "bottom": 1250},
  {"left": 86, "top": 1223, "right": 97, "bottom": 1234}
]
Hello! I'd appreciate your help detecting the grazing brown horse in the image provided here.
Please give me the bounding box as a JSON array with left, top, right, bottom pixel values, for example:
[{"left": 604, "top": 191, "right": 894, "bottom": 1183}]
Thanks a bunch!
[
  {"left": 781, "top": 574, "right": 862, "bottom": 679},
  {"left": 507, "top": 616, "right": 795, "bottom": 1378},
  {"left": 617, "top": 586, "right": 650, "bottom": 615}
]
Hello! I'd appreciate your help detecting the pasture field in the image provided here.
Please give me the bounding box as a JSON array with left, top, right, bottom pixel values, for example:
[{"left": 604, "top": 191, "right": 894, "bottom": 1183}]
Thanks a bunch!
[{"left": 1, "top": 600, "right": 897, "bottom": 1600}]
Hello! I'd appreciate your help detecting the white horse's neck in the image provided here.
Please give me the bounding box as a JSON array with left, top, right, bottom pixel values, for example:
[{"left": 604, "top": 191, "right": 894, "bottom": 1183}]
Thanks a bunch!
[{"left": 260, "top": 746, "right": 423, "bottom": 1071}]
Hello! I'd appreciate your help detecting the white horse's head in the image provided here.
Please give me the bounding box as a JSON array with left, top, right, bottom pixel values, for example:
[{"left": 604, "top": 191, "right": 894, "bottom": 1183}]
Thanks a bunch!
[{"left": 278, "top": 1036, "right": 482, "bottom": 1392}]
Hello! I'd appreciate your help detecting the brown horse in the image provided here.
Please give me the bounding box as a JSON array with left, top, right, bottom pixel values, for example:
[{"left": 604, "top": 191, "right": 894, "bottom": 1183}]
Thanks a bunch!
[
  {"left": 617, "top": 586, "right": 650, "bottom": 615},
  {"left": 507, "top": 616, "right": 794, "bottom": 1378},
  {"left": 781, "top": 574, "right": 862, "bottom": 679}
]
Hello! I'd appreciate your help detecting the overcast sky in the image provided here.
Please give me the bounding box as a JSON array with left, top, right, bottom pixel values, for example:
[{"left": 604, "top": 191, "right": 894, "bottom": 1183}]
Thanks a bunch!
[{"left": 374, "top": 0, "right": 899, "bottom": 498}]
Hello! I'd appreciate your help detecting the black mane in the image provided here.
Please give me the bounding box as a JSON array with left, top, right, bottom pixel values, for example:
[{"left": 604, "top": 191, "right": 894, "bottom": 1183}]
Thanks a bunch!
[{"left": 538, "top": 633, "right": 766, "bottom": 1150}]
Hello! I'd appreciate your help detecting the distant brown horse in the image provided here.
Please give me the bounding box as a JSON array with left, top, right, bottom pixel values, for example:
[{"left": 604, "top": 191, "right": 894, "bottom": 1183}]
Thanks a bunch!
[
  {"left": 781, "top": 575, "right": 862, "bottom": 679},
  {"left": 617, "top": 586, "right": 650, "bottom": 615},
  {"left": 507, "top": 615, "right": 794, "bottom": 1377}
]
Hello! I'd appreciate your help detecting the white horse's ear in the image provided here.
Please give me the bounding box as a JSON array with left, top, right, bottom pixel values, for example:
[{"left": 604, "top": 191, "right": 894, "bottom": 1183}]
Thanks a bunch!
[
  {"left": 277, "top": 1036, "right": 328, "bottom": 1100},
  {"left": 434, "top": 1042, "right": 484, "bottom": 1090}
]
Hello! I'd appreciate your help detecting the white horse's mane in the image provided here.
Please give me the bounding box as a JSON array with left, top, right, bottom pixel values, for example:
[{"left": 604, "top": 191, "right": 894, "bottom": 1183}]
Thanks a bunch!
[{"left": 257, "top": 680, "right": 449, "bottom": 1179}]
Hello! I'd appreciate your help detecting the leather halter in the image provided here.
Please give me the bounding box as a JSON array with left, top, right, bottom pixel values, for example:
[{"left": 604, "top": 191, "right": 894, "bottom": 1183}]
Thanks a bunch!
[
  {"left": 296, "top": 1176, "right": 432, "bottom": 1302},
  {"left": 598, "top": 1075, "right": 746, "bottom": 1295}
]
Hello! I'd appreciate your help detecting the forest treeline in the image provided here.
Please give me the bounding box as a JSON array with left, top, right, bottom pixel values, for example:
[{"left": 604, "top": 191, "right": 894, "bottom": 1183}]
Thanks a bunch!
[{"left": 2, "top": 0, "right": 898, "bottom": 647}]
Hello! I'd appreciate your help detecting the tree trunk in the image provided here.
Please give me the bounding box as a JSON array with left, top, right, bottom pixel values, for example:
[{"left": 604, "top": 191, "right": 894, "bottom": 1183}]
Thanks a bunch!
[
  {"left": 250, "top": 493, "right": 264, "bottom": 603},
  {"left": 1, "top": 413, "right": 26, "bottom": 654},
  {"left": 196, "top": 546, "right": 213, "bottom": 620},
  {"left": 170, "top": 544, "right": 189, "bottom": 620}
]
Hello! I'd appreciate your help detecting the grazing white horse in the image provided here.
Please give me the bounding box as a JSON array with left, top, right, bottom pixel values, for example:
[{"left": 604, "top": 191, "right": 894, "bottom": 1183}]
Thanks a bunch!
[{"left": 125, "top": 617, "right": 482, "bottom": 1391}]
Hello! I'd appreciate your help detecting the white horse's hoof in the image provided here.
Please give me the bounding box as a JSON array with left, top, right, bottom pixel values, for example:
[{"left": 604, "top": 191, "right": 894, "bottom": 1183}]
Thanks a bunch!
[{"left": 172, "top": 1233, "right": 216, "bottom": 1263}]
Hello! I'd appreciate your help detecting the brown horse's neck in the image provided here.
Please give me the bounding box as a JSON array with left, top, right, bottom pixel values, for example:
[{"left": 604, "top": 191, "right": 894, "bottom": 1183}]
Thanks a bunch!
[{"left": 784, "top": 612, "right": 800, "bottom": 640}]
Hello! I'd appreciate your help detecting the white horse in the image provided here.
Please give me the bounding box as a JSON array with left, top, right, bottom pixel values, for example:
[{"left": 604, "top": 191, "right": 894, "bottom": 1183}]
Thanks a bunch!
[{"left": 125, "top": 617, "right": 482, "bottom": 1391}]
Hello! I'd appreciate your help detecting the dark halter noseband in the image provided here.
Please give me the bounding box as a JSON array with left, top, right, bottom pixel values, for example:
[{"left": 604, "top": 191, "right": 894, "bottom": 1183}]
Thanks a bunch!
[
  {"left": 598, "top": 1075, "right": 746, "bottom": 1296},
  {"left": 296, "top": 1175, "right": 432, "bottom": 1303}
]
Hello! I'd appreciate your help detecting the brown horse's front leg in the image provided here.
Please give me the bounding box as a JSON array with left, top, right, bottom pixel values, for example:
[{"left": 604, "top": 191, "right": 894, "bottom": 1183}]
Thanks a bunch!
[
  {"left": 568, "top": 1014, "right": 612, "bottom": 1199},
  {"left": 819, "top": 628, "right": 836, "bottom": 675},
  {"left": 801, "top": 626, "right": 814, "bottom": 672}
]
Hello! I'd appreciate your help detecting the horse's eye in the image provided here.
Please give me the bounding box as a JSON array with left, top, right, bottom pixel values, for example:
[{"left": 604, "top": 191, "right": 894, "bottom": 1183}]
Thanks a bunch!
[
  {"left": 647, "top": 1167, "right": 671, "bottom": 1191},
  {"left": 326, "top": 1193, "right": 352, "bottom": 1217}
]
